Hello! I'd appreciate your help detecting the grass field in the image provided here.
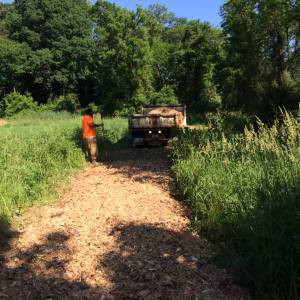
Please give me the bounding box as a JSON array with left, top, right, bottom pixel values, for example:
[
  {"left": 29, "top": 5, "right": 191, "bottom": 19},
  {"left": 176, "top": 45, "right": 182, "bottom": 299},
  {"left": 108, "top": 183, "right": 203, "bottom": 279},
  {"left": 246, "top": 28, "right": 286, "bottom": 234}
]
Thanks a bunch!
[
  {"left": 0, "top": 111, "right": 128, "bottom": 227},
  {"left": 172, "top": 112, "right": 300, "bottom": 299}
]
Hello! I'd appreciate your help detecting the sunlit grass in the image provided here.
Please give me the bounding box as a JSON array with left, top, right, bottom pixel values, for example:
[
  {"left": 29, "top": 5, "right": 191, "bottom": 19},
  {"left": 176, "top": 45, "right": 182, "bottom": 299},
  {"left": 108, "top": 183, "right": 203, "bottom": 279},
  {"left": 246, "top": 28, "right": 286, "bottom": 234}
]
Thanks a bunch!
[{"left": 0, "top": 111, "right": 128, "bottom": 221}]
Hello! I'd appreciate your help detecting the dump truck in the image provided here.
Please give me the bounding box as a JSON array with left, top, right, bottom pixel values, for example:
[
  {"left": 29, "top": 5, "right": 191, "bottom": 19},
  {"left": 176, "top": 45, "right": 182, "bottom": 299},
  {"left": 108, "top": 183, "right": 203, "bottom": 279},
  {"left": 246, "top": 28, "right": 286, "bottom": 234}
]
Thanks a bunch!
[{"left": 128, "top": 104, "right": 187, "bottom": 146}]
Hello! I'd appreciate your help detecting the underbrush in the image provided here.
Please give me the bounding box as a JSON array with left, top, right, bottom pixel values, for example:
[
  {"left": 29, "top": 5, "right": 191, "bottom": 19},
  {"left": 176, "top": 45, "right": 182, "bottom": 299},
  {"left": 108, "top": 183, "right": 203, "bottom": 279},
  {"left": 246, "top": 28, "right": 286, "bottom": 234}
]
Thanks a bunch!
[
  {"left": 172, "top": 112, "right": 300, "bottom": 299},
  {"left": 0, "top": 111, "right": 128, "bottom": 224},
  {"left": 189, "top": 111, "right": 255, "bottom": 133}
]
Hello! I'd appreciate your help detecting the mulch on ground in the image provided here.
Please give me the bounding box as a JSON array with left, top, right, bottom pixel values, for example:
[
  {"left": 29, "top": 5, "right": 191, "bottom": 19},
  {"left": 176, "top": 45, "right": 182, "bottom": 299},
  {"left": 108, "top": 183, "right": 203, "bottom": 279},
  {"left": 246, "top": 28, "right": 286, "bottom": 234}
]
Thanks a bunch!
[{"left": 0, "top": 148, "right": 249, "bottom": 299}]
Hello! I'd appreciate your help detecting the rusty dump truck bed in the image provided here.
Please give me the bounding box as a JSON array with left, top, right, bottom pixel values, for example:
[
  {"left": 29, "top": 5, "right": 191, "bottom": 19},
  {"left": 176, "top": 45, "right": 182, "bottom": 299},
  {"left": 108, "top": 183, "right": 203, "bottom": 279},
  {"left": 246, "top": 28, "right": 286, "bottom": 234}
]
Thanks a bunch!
[
  {"left": 129, "top": 104, "right": 187, "bottom": 129},
  {"left": 128, "top": 104, "right": 187, "bottom": 146}
]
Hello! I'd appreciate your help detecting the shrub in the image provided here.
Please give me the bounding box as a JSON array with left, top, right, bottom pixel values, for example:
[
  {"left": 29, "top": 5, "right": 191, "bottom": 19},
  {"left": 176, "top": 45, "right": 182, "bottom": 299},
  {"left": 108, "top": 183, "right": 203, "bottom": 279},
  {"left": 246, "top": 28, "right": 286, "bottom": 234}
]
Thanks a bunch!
[
  {"left": 2, "top": 91, "right": 38, "bottom": 117},
  {"left": 88, "top": 102, "right": 102, "bottom": 114},
  {"left": 113, "top": 106, "right": 136, "bottom": 118},
  {"left": 149, "top": 85, "right": 179, "bottom": 105},
  {"left": 39, "top": 99, "right": 60, "bottom": 112},
  {"left": 55, "top": 93, "right": 79, "bottom": 113},
  {"left": 188, "top": 111, "right": 254, "bottom": 133}
]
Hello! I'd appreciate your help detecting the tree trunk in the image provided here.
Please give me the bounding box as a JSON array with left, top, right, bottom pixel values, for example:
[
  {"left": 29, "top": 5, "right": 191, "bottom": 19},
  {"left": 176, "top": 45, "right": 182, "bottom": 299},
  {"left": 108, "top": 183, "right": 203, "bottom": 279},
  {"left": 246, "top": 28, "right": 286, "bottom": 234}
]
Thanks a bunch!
[{"left": 273, "top": 31, "right": 285, "bottom": 87}]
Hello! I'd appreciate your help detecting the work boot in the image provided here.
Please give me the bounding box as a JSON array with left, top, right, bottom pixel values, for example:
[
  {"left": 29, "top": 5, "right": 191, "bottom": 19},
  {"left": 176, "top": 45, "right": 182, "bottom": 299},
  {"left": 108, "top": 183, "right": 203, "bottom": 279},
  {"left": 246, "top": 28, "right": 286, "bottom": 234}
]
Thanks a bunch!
[{"left": 91, "top": 160, "right": 101, "bottom": 167}]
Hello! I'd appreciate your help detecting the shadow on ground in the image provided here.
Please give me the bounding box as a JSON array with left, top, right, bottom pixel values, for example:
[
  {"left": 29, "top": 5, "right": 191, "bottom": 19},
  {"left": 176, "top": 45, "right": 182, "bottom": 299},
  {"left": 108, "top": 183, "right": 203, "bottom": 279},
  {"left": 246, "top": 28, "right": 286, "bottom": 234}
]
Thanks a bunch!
[
  {"left": 0, "top": 215, "right": 17, "bottom": 252},
  {"left": 97, "top": 222, "right": 243, "bottom": 299},
  {"left": 0, "top": 224, "right": 244, "bottom": 299},
  {"left": 102, "top": 147, "right": 174, "bottom": 192},
  {"left": 72, "top": 122, "right": 173, "bottom": 187},
  {"left": 72, "top": 124, "right": 174, "bottom": 191},
  {"left": 0, "top": 231, "right": 103, "bottom": 299}
]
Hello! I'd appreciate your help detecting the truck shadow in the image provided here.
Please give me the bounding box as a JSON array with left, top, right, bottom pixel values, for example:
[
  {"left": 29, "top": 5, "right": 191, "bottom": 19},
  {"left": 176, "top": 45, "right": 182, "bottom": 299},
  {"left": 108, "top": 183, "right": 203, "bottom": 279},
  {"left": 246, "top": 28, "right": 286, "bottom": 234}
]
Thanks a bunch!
[
  {"left": 72, "top": 125, "right": 174, "bottom": 192},
  {"left": 102, "top": 147, "right": 174, "bottom": 193}
]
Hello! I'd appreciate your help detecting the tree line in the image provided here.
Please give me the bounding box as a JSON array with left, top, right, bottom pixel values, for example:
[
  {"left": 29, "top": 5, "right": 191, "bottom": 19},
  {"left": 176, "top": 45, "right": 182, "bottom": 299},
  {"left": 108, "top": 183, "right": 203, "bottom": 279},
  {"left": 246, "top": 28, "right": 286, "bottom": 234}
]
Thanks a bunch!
[{"left": 0, "top": 0, "right": 299, "bottom": 118}]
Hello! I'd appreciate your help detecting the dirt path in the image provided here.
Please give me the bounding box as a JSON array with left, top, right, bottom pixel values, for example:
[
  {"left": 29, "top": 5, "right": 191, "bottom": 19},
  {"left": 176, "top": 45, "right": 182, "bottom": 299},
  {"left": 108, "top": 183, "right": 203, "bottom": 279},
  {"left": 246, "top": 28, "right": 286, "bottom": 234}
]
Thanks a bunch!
[{"left": 0, "top": 149, "right": 248, "bottom": 299}]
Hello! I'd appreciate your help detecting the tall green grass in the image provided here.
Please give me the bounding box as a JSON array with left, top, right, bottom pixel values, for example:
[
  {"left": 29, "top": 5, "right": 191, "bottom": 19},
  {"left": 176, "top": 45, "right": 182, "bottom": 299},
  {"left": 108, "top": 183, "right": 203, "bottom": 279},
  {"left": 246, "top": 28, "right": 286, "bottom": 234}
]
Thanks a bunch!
[
  {"left": 172, "top": 112, "right": 300, "bottom": 299},
  {"left": 0, "top": 111, "right": 128, "bottom": 223}
]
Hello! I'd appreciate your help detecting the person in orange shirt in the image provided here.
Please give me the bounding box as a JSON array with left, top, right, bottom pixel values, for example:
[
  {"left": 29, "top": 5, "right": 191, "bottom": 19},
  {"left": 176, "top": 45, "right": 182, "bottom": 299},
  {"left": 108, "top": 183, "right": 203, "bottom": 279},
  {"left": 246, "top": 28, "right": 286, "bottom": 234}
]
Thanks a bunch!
[{"left": 82, "top": 109, "right": 101, "bottom": 165}]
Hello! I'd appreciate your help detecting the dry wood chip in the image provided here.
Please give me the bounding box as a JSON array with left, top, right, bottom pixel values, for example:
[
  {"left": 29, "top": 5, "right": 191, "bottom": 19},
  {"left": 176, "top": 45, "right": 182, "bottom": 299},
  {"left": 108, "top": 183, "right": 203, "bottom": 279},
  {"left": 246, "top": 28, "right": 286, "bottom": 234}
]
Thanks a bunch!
[{"left": 1, "top": 149, "right": 249, "bottom": 299}]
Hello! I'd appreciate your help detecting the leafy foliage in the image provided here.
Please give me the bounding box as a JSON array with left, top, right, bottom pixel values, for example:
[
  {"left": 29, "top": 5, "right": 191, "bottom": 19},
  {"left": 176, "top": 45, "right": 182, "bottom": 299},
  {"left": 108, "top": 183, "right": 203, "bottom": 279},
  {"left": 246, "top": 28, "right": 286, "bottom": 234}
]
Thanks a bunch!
[
  {"left": 0, "top": 0, "right": 298, "bottom": 117},
  {"left": 5, "top": 0, "right": 93, "bottom": 101},
  {"left": 167, "top": 21, "right": 224, "bottom": 111},
  {"left": 54, "top": 94, "right": 80, "bottom": 113},
  {"left": 221, "top": 0, "right": 300, "bottom": 117},
  {"left": 0, "top": 37, "right": 30, "bottom": 100},
  {"left": 149, "top": 85, "right": 178, "bottom": 105},
  {"left": 1, "top": 2, "right": 299, "bottom": 297},
  {"left": 2, "top": 91, "right": 38, "bottom": 117},
  {"left": 0, "top": 0, "right": 227, "bottom": 116},
  {"left": 2, "top": 0, "right": 297, "bottom": 118}
]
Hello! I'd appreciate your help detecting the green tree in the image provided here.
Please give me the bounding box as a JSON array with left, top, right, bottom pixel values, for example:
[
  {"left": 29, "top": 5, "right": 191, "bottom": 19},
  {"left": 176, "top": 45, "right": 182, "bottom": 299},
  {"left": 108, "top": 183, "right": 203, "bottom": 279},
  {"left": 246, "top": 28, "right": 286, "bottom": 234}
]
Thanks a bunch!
[
  {"left": 167, "top": 21, "right": 224, "bottom": 111},
  {"left": 6, "top": 0, "right": 93, "bottom": 102},
  {"left": 0, "top": 37, "right": 30, "bottom": 99},
  {"left": 221, "top": 0, "right": 299, "bottom": 116},
  {"left": 0, "top": 0, "right": 226, "bottom": 115},
  {"left": 146, "top": 4, "right": 177, "bottom": 28},
  {"left": 0, "top": 3, "right": 12, "bottom": 37},
  {"left": 93, "top": 1, "right": 155, "bottom": 114}
]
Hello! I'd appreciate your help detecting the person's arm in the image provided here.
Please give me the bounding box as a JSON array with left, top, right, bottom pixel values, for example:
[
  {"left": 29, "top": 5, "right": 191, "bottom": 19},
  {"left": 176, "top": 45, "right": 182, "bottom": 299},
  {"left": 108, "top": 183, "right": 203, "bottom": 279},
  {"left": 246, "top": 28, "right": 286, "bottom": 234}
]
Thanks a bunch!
[
  {"left": 93, "top": 113, "right": 104, "bottom": 128},
  {"left": 88, "top": 121, "right": 102, "bottom": 128}
]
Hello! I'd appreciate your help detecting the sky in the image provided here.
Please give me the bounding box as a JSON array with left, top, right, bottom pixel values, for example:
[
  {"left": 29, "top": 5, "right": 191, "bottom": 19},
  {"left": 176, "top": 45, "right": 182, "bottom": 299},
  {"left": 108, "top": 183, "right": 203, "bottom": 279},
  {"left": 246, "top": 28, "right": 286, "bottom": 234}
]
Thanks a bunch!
[
  {"left": 105, "top": 1, "right": 225, "bottom": 26},
  {"left": 1, "top": 0, "right": 225, "bottom": 27}
]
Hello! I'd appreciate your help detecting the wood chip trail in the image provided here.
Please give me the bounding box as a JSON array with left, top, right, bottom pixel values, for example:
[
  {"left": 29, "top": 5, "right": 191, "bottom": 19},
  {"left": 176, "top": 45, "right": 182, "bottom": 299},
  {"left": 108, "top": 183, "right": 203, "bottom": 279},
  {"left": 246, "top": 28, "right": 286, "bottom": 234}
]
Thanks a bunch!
[{"left": 0, "top": 148, "right": 249, "bottom": 299}]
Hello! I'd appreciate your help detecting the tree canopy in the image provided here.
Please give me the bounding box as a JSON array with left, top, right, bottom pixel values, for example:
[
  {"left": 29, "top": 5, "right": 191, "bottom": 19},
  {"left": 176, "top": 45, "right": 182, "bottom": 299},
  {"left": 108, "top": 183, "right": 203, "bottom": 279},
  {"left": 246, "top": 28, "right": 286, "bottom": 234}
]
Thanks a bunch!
[
  {"left": 221, "top": 0, "right": 300, "bottom": 116},
  {"left": 0, "top": 0, "right": 299, "bottom": 117}
]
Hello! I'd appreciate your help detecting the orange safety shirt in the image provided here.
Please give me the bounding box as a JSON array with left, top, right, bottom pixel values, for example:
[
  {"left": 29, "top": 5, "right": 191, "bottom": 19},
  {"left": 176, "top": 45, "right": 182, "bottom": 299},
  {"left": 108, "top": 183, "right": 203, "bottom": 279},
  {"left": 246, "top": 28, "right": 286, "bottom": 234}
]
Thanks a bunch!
[{"left": 82, "top": 115, "right": 96, "bottom": 138}]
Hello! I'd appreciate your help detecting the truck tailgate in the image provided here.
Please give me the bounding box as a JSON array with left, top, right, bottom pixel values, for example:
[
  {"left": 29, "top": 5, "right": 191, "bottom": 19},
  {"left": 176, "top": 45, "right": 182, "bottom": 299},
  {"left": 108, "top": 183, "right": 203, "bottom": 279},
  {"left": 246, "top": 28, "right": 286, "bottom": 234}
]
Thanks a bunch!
[{"left": 129, "top": 115, "right": 180, "bottom": 129}]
